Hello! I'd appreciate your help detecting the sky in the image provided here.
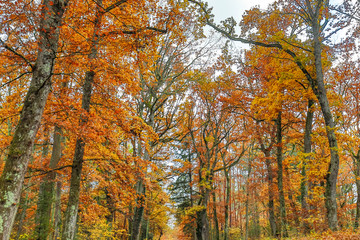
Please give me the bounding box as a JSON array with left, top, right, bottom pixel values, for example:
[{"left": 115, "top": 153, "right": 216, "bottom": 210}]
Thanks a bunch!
[
  {"left": 202, "top": 0, "right": 346, "bottom": 50},
  {"left": 202, "top": 0, "right": 277, "bottom": 50},
  {"left": 206, "top": 0, "right": 345, "bottom": 22},
  {"left": 205, "top": 0, "right": 276, "bottom": 22}
]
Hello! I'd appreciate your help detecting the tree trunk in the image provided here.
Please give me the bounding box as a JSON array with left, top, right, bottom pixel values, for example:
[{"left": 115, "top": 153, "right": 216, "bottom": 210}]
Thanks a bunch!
[
  {"left": 53, "top": 181, "right": 62, "bottom": 240},
  {"left": 35, "top": 126, "right": 63, "bottom": 240},
  {"left": 130, "top": 180, "right": 145, "bottom": 240},
  {"left": 196, "top": 189, "right": 210, "bottom": 240},
  {"left": 264, "top": 150, "right": 278, "bottom": 237},
  {"left": 310, "top": 4, "right": 339, "bottom": 230},
  {"left": 351, "top": 153, "right": 360, "bottom": 229},
  {"left": 212, "top": 191, "right": 220, "bottom": 240},
  {"left": 15, "top": 182, "right": 31, "bottom": 240},
  {"left": 245, "top": 154, "right": 252, "bottom": 240},
  {"left": 224, "top": 169, "right": 230, "bottom": 240},
  {"left": 300, "top": 100, "right": 314, "bottom": 233},
  {"left": 61, "top": 1, "right": 102, "bottom": 238},
  {"left": 61, "top": 70, "right": 95, "bottom": 239},
  {"left": 0, "top": 1, "right": 68, "bottom": 239},
  {"left": 276, "top": 111, "right": 288, "bottom": 237},
  {"left": 196, "top": 208, "right": 210, "bottom": 240}
]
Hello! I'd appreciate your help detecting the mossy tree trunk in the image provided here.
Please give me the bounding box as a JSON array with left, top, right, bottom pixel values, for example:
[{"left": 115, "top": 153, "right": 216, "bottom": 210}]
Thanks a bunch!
[
  {"left": 35, "top": 126, "right": 63, "bottom": 240},
  {"left": 0, "top": 1, "right": 69, "bottom": 239}
]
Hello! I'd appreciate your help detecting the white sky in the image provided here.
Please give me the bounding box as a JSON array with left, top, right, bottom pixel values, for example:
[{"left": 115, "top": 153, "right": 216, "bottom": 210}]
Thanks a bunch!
[
  {"left": 205, "top": 0, "right": 344, "bottom": 22},
  {"left": 206, "top": 0, "right": 276, "bottom": 22}
]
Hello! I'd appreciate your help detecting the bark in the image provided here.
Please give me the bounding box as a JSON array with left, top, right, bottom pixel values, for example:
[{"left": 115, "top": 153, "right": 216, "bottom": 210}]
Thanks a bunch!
[
  {"left": 264, "top": 150, "right": 278, "bottom": 237},
  {"left": 309, "top": 1, "right": 340, "bottom": 230},
  {"left": 0, "top": 1, "right": 68, "bottom": 239},
  {"left": 35, "top": 126, "right": 63, "bottom": 240},
  {"left": 188, "top": 155, "right": 196, "bottom": 240},
  {"left": 61, "top": 135, "right": 86, "bottom": 240},
  {"left": 352, "top": 152, "right": 360, "bottom": 229},
  {"left": 245, "top": 155, "right": 252, "bottom": 240},
  {"left": 52, "top": 181, "right": 62, "bottom": 240},
  {"left": 212, "top": 192, "right": 220, "bottom": 240},
  {"left": 300, "top": 100, "right": 314, "bottom": 233},
  {"left": 196, "top": 208, "right": 210, "bottom": 240},
  {"left": 196, "top": 189, "right": 210, "bottom": 240},
  {"left": 276, "top": 111, "right": 288, "bottom": 237},
  {"left": 130, "top": 181, "right": 145, "bottom": 240},
  {"left": 15, "top": 188, "right": 31, "bottom": 240},
  {"left": 253, "top": 201, "right": 261, "bottom": 239},
  {"left": 61, "top": 1, "right": 103, "bottom": 238},
  {"left": 224, "top": 169, "right": 230, "bottom": 240},
  {"left": 61, "top": 70, "right": 94, "bottom": 239}
]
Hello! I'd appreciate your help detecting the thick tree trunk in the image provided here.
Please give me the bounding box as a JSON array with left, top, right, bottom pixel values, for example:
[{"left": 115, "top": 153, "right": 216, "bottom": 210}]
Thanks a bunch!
[
  {"left": 35, "top": 126, "right": 63, "bottom": 240},
  {"left": 310, "top": 7, "right": 339, "bottom": 230},
  {"left": 196, "top": 208, "right": 210, "bottom": 240},
  {"left": 276, "top": 111, "right": 288, "bottom": 237},
  {"left": 0, "top": 1, "right": 68, "bottom": 239},
  {"left": 196, "top": 189, "right": 210, "bottom": 240}
]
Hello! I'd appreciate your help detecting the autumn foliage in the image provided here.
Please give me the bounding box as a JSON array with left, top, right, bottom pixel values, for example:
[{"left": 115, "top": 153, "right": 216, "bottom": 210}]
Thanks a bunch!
[{"left": 1, "top": 0, "right": 360, "bottom": 239}]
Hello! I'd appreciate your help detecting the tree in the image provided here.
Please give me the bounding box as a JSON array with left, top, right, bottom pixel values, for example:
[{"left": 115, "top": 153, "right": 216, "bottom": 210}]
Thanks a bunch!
[
  {"left": 0, "top": 1, "right": 69, "bottom": 238},
  {"left": 188, "top": 0, "right": 355, "bottom": 230}
]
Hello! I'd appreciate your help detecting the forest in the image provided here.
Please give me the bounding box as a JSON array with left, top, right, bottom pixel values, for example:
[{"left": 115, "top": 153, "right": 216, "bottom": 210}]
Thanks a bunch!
[{"left": 0, "top": 0, "right": 359, "bottom": 239}]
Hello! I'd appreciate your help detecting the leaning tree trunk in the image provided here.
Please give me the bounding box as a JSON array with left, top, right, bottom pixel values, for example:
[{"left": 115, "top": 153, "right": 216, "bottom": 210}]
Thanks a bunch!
[{"left": 0, "top": 1, "right": 69, "bottom": 239}]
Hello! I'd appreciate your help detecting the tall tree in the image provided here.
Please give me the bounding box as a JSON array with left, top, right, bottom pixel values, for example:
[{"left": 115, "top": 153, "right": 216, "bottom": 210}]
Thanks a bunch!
[
  {"left": 188, "top": 0, "right": 353, "bottom": 230},
  {"left": 0, "top": 1, "right": 69, "bottom": 238}
]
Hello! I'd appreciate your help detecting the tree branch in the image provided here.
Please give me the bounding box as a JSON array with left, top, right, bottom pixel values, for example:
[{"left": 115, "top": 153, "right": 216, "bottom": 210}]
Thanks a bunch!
[
  {"left": 0, "top": 39, "right": 34, "bottom": 70},
  {"left": 0, "top": 72, "right": 31, "bottom": 88},
  {"left": 188, "top": 0, "right": 317, "bottom": 94}
]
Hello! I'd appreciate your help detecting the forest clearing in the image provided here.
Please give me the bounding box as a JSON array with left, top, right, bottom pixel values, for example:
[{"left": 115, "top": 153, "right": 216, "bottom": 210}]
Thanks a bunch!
[{"left": 0, "top": 0, "right": 360, "bottom": 239}]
